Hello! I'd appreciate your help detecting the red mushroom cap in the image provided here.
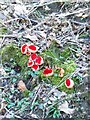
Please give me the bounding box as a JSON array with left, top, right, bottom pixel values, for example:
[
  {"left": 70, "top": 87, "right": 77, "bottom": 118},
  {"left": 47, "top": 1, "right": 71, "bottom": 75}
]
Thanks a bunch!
[
  {"left": 21, "top": 44, "right": 28, "bottom": 54},
  {"left": 26, "top": 51, "right": 31, "bottom": 56},
  {"left": 28, "top": 44, "right": 38, "bottom": 53},
  {"left": 35, "top": 56, "right": 44, "bottom": 65},
  {"left": 43, "top": 68, "right": 53, "bottom": 77},
  {"left": 65, "top": 78, "right": 74, "bottom": 88},
  {"left": 31, "top": 64, "right": 39, "bottom": 71},
  {"left": 30, "top": 53, "right": 38, "bottom": 61},
  {"left": 27, "top": 60, "right": 34, "bottom": 67}
]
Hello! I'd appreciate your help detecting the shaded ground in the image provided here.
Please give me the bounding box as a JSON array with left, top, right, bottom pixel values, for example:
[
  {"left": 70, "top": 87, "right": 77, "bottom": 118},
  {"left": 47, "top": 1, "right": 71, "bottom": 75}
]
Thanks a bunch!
[{"left": 0, "top": 1, "right": 90, "bottom": 120}]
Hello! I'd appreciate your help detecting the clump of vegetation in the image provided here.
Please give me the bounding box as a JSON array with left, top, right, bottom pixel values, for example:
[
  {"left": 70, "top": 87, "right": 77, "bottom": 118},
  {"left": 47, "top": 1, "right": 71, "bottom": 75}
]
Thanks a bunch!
[
  {"left": 1, "top": 44, "right": 28, "bottom": 67},
  {"left": 0, "top": 44, "right": 30, "bottom": 79},
  {"left": 1, "top": 41, "right": 78, "bottom": 95},
  {"left": 0, "top": 1, "right": 89, "bottom": 119},
  {"left": 40, "top": 42, "right": 77, "bottom": 93}
]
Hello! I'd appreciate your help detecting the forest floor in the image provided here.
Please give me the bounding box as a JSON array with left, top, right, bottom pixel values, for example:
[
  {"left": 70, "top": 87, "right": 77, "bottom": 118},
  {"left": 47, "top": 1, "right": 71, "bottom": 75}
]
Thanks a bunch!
[{"left": 0, "top": 1, "right": 90, "bottom": 120}]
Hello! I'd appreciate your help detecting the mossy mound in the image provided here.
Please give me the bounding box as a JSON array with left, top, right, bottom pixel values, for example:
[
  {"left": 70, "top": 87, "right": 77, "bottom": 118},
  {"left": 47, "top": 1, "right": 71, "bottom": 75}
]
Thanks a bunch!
[
  {"left": 41, "top": 42, "right": 77, "bottom": 94},
  {"left": 1, "top": 44, "right": 28, "bottom": 71}
]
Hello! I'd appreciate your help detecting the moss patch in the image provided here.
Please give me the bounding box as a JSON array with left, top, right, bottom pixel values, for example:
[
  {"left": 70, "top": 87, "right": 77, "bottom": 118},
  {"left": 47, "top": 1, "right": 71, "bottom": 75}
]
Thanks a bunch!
[
  {"left": 1, "top": 44, "right": 28, "bottom": 71},
  {"left": 41, "top": 41, "right": 77, "bottom": 94}
]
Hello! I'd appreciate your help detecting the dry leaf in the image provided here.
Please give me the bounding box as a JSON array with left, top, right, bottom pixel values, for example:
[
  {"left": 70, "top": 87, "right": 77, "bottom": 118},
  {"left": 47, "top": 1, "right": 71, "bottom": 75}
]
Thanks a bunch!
[
  {"left": 24, "top": 34, "right": 38, "bottom": 41},
  {"left": 58, "top": 101, "right": 74, "bottom": 114},
  {"left": 0, "top": 65, "right": 7, "bottom": 76},
  {"left": 76, "top": 13, "right": 83, "bottom": 17},
  {"left": 18, "top": 80, "right": 27, "bottom": 92},
  {"left": 35, "top": 31, "right": 46, "bottom": 38},
  {"left": 82, "top": 14, "right": 88, "bottom": 18},
  {"left": 14, "top": 4, "right": 28, "bottom": 17},
  {"left": 40, "top": 0, "right": 51, "bottom": 4}
]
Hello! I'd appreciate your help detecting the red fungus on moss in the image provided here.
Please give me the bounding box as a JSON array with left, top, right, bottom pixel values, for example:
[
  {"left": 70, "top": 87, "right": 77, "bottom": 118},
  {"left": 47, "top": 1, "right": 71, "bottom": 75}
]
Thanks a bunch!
[
  {"left": 28, "top": 44, "right": 38, "bottom": 53},
  {"left": 43, "top": 68, "right": 53, "bottom": 77},
  {"left": 21, "top": 44, "right": 28, "bottom": 54},
  {"left": 35, "top": 56, "right": 44, "bottom": 65},
  {"left": 31, "top": 64, "right": 39, "bottom": 71},
  {"left": 27, "top": 60, "right": 34, "bottom": 67},
  {"left": 65, "top": 78, "right": 74, "bottom": 88},
  {"left": 30, "top": 53, "right": 38, "bottom": 61}
]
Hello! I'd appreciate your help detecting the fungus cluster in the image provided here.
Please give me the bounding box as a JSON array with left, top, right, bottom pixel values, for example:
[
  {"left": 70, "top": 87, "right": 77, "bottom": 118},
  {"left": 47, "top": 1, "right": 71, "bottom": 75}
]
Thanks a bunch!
[
  {"left": 21, "top": 43, "right": 43, "bottom": 71},
  {"left": 28, "top": 53, "right": 43, "bottom": 71},
  {"left": 21, "top": 43, "right": 74, "bottom": 89},
  {"left": 21, "top": 43, "right": 38, "bottom": 55}
]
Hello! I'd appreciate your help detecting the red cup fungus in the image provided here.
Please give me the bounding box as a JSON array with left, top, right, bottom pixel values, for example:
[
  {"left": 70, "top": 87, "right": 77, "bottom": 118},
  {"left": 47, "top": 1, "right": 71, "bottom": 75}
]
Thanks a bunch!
[
  {"left": 21, "top": 44, "right": 28, "bottom": 54},
  {"left": 43, "top": 68, "right": 53, "bottom": 77},
  {"left": 35, "top": 56, "right": 44, "bottom": 65},
  {"left": 31, "top": 64, "right": 39, "bottom": 71},
  {"left": 59, "top": 73, "right": 64, "bottom": 77},
  {"left": 30, "top": 53, "right": 38, "bottom": 61},
  {"left": 60, "top": 68, "right": 64, "bottom": 74},
  {"left": 26, "top": 51, "right": 31, "bottom": 56},
  {"left": 21, "top": 43, "right": 44, "bottom": 71},
  {"left": 65, "top": 78, "right": 74, "bottom": 88},
  {"left": 28, "top": 44, "right": 38, "bottom": 53},
  {"left": 27, "top": 60, "right": 34, "bottom": 67}
]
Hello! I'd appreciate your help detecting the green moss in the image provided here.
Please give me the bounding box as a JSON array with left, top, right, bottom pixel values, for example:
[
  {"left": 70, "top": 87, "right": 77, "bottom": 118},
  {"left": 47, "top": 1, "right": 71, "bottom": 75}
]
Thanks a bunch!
[
  {"left": 79, "top": 33, "right": 90, "bottom": 39},
  {"left": 1, "top": 44, "right": 28, "bottom": 70},
  {"left": 50, "top": 76, "right": 75, "bottom": 94},
  {"left": 23, "top": 89, "right": 30, "bottom": 97},
  {"left": 0, "top": 27, "right": 7, "bottom": 35},
  {"left": 42, "top": 41, "right": 77, "bottom": 94},
  {"left": 60, "top": 84, "right": 75, "bottom": 94},
  {"left": 61, "top": 60, "right": 77, "bottom": 73},
  {"left": 41, "top": 59, "right": 77, "bottom": 94}
]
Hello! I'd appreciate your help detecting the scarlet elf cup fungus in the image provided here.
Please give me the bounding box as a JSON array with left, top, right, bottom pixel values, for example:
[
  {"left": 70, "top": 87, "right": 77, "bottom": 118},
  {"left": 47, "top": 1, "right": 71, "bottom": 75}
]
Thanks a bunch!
[
  {"left": 27, "top": 60, "right": 34, "bottom": 67},
  {"left": 28, "top": 44, "right": 38, "bottom": 53},
  {"left": 29, "top": 53, "right": 38, "bottom": 61},
  {"left": 35, "top": 56, "right": 44, "bottom": 65},
  {"left": 65, "top": 78, "right": 74, "bottom": 88},
  {"left": 59, "top": 73, "right": 64, "bottom": 77},
  {"left": 21, "top": 44, "right": 28, "bottom": 54},
  {"left": 21, "top": 43, "right": 44, "bottom": 71},
  {"left": 43, "top": 68, "right": 53, "bottom": 77},
  {"left": 28, "top": 54, "right": 43, "bottom": 71},
  {"left": 60, "top": 68, "right": 64, "bottom": 74},
  {"left": 31, "top": 64, "right": 39, "bottom": 71}
]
